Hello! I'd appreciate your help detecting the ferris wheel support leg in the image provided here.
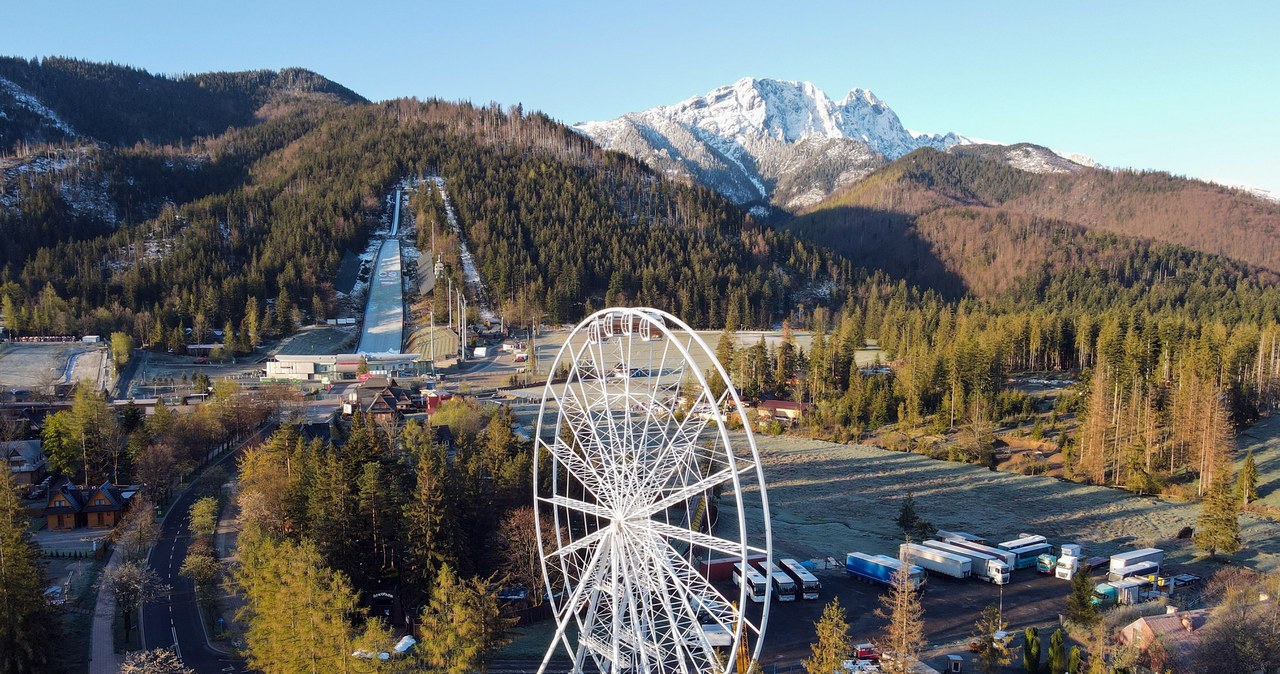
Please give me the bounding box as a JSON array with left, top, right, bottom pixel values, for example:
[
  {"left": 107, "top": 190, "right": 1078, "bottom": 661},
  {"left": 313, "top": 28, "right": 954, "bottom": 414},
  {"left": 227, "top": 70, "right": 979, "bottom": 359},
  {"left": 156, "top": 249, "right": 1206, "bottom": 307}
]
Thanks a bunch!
[{"left": 538, "top": 531, "right": 610, "bottom": 674}]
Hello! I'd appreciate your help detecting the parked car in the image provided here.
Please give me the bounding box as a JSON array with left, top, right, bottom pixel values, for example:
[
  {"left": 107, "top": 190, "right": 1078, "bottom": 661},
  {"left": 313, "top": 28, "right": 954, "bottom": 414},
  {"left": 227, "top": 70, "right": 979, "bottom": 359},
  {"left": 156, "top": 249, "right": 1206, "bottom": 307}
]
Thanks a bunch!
[
  {"left": 43, "top": 585, "right": 65, "bottom": 606},
  {"left": 194, "top": 356, "right": 209, "bottom": 364}
]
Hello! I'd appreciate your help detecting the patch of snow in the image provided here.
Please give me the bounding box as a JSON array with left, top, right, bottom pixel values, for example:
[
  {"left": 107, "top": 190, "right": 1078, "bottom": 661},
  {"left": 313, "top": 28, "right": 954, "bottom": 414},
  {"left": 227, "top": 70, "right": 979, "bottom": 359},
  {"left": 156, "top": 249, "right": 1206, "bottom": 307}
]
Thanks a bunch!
[
  {"left": 1061, "top": 152, "right": 1099, "bottom": 168},
  {"left": 0, "top": 75, "right": 76, "bottom": 137}
]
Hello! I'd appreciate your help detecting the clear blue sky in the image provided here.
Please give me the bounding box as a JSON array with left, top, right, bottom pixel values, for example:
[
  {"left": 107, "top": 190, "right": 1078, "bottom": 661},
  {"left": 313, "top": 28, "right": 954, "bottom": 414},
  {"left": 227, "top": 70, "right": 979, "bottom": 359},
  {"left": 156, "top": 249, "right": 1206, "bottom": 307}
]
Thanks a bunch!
[{"left": 7, "top": 1, "right": 1279, "bottom": 193}]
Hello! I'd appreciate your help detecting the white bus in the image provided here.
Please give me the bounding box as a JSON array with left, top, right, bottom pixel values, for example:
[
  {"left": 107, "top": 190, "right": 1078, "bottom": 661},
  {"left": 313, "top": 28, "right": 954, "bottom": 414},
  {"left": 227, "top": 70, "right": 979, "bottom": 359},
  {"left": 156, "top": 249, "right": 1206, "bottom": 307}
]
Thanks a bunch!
[
  {"left": 753, "top": 561, "right": 797, "bottom": 602},
  {"left": 779, "top": 558, "right": 821, "bottom": 599},
  {"left": 997, "top": 535, "right": 1048, "bottom": 552},
  {"left": 1007, "top": 542, "right": 1055, "bottom": 570},
  {"left": 732, "top": 563, "right": 769, "bottom": 603}
]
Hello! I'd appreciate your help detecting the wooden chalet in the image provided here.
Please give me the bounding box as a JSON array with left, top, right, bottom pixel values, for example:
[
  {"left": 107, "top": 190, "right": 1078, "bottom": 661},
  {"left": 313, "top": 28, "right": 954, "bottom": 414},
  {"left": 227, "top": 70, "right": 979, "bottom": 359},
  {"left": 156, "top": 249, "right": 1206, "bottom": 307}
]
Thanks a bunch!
[
  {"left": 345, "top": 377, "right": 421, "bottom": 420},
  {"left": 44, "top": 478, "right": 137, "bottom": 530}
]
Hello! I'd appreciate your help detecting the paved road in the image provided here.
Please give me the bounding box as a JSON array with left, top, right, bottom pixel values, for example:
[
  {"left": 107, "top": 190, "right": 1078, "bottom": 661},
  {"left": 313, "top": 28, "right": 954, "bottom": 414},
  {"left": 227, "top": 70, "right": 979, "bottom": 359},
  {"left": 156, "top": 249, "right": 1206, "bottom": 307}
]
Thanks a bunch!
[{"left": 142, "top": 426, "right": 272, "bottom": 674}]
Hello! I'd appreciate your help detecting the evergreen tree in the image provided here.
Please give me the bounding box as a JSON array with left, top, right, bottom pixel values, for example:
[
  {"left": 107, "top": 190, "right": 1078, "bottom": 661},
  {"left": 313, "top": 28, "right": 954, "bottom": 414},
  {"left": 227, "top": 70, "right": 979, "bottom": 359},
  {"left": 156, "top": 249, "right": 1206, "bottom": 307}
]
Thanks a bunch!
[
  {"left": 803, "top": 597, "right": 852, "bottom": 674},
  {"left": 403, "top": 421, "right": 458, "bottom": 596},
  {"left": 0, "top": 469, "right": 56, "bottom": 673},
  {"left": 1238, "top": 449, "right": 1259, "bottom": 506},
  {"left": 895, "top": 492, "right": 918, "bottom": 533},
  {"left": 236, "top": 536, "right": 360, "bottom": 674},
  {"left": 1195, "top": 472, "right": 1242, "bottom": 560},
  {"left": 1047, "top": 628, "right": 1067, "bottom": 674},
  {"left": 1068, "top": 646, "right": 1083, "bottom": 674},
  {"left": 874, "top": 563, "right": 925, "bottom": 674},
  {"left": 415, "top": 565, "right": 511, "bottom": 674},
  {"left": 972, "top": 604, "right": 1011, "bottom": 674},
  {"left": 1022, "top": 626, "right": 1040, "bottom": 674},
  {"left": 1066, "top": 567, "right": 1099, "bottom": 627}
]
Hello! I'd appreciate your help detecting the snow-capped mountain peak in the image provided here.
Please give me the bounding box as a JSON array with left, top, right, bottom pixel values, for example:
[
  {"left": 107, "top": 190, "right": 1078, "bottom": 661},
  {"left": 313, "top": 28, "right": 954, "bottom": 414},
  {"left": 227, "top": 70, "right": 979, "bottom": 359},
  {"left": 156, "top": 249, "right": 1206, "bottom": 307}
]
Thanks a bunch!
[
  {"left": 575, "top": 77, "right": 974, "bottom": 209},
  {"left": 654, "top": 77, "right": 845, "bottom": 145},
  {"left": 575, "top": 78, "right": 1088, "bottom": 211}
]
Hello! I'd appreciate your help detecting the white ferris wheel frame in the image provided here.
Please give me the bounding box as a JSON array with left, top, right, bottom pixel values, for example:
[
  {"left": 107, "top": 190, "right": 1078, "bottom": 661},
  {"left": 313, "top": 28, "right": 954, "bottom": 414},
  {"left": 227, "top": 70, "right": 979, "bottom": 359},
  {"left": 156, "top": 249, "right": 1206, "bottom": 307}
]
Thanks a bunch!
[{"left": 533, "top": 307, "right": 772, "bottom": 674}]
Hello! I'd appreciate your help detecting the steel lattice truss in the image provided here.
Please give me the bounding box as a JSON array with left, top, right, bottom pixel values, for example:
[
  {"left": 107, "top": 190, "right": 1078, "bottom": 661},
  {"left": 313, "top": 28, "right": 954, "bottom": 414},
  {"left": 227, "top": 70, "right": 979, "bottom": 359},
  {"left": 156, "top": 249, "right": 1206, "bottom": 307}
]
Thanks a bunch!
[{"left": 534, "top": 308, "right": 772, "bottom": 674}]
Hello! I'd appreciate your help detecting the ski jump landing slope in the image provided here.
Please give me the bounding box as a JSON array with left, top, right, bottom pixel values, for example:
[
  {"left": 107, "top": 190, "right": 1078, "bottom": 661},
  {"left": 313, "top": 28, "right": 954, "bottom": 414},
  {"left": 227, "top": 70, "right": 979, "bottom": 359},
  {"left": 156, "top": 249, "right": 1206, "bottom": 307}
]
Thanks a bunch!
[{"left": 357, "top": 192, "right": 404, "bottom": 355}]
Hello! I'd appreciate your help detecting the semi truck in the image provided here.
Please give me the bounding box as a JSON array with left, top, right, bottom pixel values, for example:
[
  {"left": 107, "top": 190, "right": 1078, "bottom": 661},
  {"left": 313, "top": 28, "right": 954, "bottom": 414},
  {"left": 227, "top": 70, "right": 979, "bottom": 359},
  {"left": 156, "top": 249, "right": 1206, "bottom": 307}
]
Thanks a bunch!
[
  {"left": 942, "top": 536, "right": 1018, "bottom": 570},
  {"left": 846, "top": 552, "right": 925, "bottom": 590},
  {"left": 922, "top": 539, "right": 1010, "bottom": 584},
  {"left": 899, "top": 543, "right": 972, "bottom": 580},
  {"left": 1054, "top": 554, "right": 1108, "bottom": 580},
  {"left": 1110, "top": 548, "right": 1163, "bottom": 577},
  {"left": 1037, "top": 543, "right": 1084, "bottom": 574},
  {"left": 779, "top": 558, "right": 821, "bottom": 599}
]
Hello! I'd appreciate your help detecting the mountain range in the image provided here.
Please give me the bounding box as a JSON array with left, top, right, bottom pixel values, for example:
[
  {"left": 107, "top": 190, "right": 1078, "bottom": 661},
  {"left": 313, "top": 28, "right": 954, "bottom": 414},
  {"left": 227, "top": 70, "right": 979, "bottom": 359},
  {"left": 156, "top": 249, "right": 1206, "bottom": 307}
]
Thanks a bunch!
[
  {"left": 2, "top": 58, "right": 1279, "bottom": 337},
  {"left": 575, "top": 77, "right": 1094, "bottom": 212}
]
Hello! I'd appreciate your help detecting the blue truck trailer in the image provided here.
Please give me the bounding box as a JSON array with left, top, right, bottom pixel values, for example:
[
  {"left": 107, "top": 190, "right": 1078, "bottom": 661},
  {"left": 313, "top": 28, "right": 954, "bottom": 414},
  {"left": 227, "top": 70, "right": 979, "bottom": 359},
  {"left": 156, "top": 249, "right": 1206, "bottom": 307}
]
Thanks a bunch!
[{"left": 845, "top": 552, "right": 925, "bottom": 590}]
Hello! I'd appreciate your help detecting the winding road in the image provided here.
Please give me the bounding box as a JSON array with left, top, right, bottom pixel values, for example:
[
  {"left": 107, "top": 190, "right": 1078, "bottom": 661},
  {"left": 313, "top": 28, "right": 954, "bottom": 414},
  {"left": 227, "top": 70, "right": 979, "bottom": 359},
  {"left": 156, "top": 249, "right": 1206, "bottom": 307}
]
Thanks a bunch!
[{"left": 141, "top": 426, "right": 273, "bottom": 673}]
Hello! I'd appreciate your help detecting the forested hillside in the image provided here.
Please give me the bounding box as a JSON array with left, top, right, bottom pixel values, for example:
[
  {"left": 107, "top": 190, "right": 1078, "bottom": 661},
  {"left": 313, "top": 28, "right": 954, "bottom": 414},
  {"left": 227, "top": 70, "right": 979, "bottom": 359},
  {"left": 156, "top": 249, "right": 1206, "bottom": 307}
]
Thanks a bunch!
[
  {"left": 1, "top": 65, "right": 848, "bottom": 344},
  {"left": 785, "top": 148, "right": 1280, "bottom": 300},
  {"left": 0, "top": 56, "right": 366, "bottom": 149}
]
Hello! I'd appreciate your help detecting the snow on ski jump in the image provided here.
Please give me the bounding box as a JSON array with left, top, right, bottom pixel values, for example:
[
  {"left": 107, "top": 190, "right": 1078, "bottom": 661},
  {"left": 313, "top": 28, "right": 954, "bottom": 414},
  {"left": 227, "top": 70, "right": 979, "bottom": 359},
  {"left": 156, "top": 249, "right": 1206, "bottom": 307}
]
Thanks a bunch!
[{"left": 357, "top": 190, "right": 405, "bottom": 355}]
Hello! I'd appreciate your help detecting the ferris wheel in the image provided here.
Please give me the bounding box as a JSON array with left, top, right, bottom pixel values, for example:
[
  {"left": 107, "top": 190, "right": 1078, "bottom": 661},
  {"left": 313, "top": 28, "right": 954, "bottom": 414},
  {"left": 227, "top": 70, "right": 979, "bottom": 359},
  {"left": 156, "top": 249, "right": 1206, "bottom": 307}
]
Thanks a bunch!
[{"left": 534, "top": 307, "right": 772, "bottom": 674}]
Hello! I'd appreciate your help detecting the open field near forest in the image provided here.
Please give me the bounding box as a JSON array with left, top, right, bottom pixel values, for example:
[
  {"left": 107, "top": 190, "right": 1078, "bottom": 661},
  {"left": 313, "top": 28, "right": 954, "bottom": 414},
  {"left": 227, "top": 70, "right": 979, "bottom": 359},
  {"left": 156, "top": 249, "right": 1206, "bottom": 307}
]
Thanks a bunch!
[
  {"left": 0, "top": 342, "right": 107, "bottom": 391},
  {"left": 1238, "top": 413, "right": 1280, "bottom": 514},
  {"left": 722, "top": 433, "right": 1280, "bottom": 573}
]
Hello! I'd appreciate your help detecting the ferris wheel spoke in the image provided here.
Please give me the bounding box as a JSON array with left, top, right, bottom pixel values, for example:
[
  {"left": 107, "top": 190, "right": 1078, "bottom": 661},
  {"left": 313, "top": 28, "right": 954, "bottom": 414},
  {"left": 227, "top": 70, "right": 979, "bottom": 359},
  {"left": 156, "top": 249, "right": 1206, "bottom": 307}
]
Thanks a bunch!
[
  {"left": 547, "top": 525, "right": 609, "bottom": 560},
  {"left": 651, "top": 537, "right": 762, "bottom": 644},
  {"left": 646, "top": 519, "right": 761, "bottom": 559},
  {"left": 633, "top": 464, "right": 739, "bottom": 521},
  {"left": 543, "top": 494, "right": 616, "bottom": 522}
]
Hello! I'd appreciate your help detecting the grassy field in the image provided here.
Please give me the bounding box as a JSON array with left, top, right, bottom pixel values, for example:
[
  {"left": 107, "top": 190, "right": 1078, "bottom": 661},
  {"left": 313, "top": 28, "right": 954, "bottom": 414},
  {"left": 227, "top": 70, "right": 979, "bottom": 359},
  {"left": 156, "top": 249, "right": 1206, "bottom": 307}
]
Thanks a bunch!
[
  {"left": 1238, "top": 413, "right": 1280, "bottom": 515},
  {"left": 720, "top": 432, "right": 1280, "bottom": 574}
]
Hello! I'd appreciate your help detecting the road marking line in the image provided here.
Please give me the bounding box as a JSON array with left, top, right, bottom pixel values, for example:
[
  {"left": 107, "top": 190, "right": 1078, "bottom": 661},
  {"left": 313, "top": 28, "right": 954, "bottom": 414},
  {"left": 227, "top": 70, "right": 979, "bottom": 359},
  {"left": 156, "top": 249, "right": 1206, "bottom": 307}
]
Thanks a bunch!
[{"left": 172, "top": 626, "right": 183, "bottom": 661}]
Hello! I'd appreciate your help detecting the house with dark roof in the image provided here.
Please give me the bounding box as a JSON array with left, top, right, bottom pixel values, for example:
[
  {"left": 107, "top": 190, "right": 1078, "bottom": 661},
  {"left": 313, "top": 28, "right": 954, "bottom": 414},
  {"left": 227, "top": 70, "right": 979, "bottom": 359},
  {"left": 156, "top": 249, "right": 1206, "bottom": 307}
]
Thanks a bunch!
[
  {"left": 43, "top": 478, "right": 137, "bottom": 530},
  {"left": 344, "top": 377, "right": 421, "bottom": 421},
  {"left": 3, "top": 439, "right": 46, "bottom": 486}
]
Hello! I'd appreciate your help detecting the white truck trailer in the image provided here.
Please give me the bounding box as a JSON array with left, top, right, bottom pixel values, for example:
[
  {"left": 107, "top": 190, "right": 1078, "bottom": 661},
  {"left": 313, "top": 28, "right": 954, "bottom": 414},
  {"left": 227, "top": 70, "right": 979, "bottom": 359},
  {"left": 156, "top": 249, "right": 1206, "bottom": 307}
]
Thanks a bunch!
[
  {"left": 934, "top": 530, "right": 987, "bottom": 545},
  {"left": 1109, "top": 548, "right": 1163, "bottom": 577},
  {"left": 944, "top": 536, "right": 1018, "bottom": 570},
  {"left": 900, "top": 543, "right": 971, "bottom": 580},
  {"left": 922, "top": 539, "right": 1010, "bottom": 584}
]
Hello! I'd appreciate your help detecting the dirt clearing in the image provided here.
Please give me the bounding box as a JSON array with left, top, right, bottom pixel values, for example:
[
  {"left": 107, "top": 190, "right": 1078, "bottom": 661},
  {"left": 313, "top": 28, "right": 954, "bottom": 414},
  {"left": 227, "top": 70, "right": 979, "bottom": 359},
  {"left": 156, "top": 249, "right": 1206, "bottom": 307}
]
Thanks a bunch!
[{"left": 0, "top": 342, "right": 107, "bottom": 391}]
